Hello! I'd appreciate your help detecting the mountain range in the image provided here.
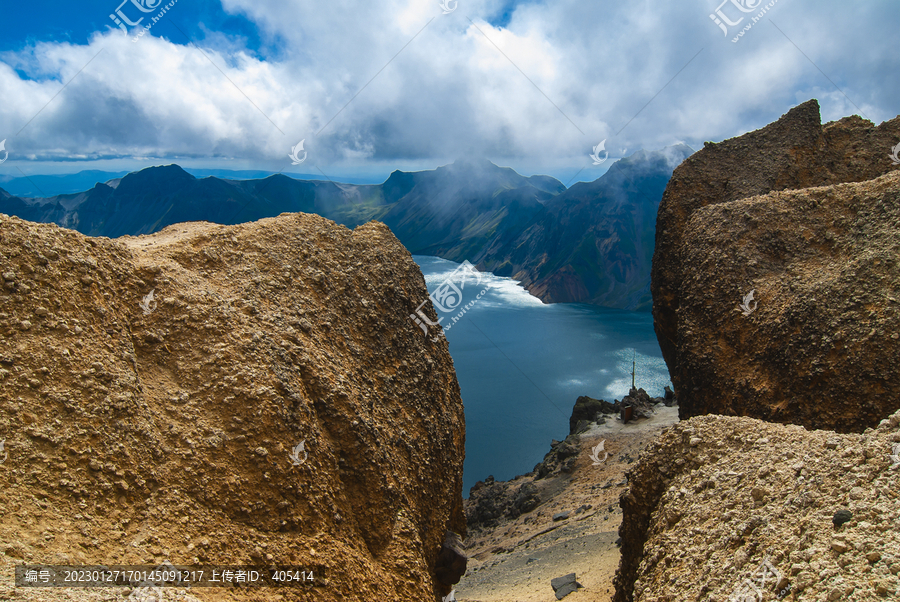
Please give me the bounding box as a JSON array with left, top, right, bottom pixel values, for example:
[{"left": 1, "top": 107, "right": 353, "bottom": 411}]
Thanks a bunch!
[
  {"left": 0, "top": 168, "right": 379, "bottom": 197},
  {"left": 0, "top": 147, "right": 692, "bottom": 310}
]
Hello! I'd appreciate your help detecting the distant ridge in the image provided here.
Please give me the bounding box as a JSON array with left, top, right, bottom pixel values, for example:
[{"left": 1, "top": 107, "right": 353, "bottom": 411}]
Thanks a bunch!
[
  {"left": 0, "top": 150, "right": 692, "bottom": 310},
  {"left": 0, "top": 158, "right": 563, "bottom": 253},
  {"left": 0, "top": 168, "right": 380, "bottom": 197}
]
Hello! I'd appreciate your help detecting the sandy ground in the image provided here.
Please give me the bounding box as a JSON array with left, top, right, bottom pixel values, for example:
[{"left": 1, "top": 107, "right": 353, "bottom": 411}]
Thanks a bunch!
[{"left": 456, "top": 406, "right": 678, "bottom": 602}]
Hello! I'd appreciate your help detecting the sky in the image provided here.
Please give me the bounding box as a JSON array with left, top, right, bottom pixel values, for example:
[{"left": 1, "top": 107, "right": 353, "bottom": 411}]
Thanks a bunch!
[{"left": 0, "top": 0, "right": 898, "bottom": 184}]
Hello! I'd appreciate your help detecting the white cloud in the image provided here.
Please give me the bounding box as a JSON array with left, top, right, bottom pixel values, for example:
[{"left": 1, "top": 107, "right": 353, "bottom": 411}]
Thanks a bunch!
[{"left": 0, "top": 0, "right": 897, "bottom": 175}]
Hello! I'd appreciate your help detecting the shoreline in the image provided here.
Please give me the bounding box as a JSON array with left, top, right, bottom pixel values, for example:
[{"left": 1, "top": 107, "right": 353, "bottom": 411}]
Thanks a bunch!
[{"left": 457, "top": 396, "right": 679, "bottom": 601}]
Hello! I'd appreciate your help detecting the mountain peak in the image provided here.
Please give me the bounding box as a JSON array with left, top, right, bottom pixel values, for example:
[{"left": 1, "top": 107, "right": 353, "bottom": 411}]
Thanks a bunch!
[
  {"left": 129, "top": 164, "right": 194, "bottom": 180},
  {"left": 113, "top": 164, "right": 196, "bottom": 196},
  {"left": 448, "top": 156, "right": 500, "bottom": 170}
]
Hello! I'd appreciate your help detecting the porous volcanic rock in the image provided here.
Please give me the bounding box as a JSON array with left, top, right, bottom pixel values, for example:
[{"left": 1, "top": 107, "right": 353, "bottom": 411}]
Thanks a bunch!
[
  {"left": 613, "top": 410, "right": 900, "bottom": 602},
  {"left": 0, "top": 213, "right": 465, "bottom": 601},
  {"left": 651, "top": 99, "right": 900, "bottom": 431}
]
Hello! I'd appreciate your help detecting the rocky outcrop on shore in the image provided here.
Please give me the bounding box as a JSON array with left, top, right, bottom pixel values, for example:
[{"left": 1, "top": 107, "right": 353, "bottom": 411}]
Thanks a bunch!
[
  {"left": 613, "top": 411, "right": 900, "bottom": 602},
  {"left": 651, "top": 100, "right": 900, "bottom": 431},
  {"left": 570, "top": 388, "right": 675, "bottom": 436},
  {"left": 0, "top": 213, "right": 465, "bottom": 601}
]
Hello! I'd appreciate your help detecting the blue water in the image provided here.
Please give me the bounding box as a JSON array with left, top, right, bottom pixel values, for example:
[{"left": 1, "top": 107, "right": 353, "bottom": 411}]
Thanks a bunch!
[{"left": 414, "top": 256, "right": 672, "bottom": 495}]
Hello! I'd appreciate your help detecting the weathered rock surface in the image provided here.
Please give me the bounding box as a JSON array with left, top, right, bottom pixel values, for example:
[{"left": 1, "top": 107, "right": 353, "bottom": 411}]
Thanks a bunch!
[
  {"left": 570, "top": 395, "right": 619, "bottom": 434},
  {"left": 614, "top": 410, "right": 900, "bottom": 602},
  {"left": 651, "top": 100, "right": 900, "bottom": 431},
  {"left": 0, "top": 213, "right": 465, "bottom": 601},
  {"left": 532, "top": 435, "right": 584, "bottom": 479}
]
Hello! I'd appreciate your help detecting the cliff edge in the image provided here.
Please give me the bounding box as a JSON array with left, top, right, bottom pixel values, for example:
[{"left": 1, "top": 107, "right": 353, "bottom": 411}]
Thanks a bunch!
[{"left": 0, "top": 213, "right": 465, "bottom": 601}]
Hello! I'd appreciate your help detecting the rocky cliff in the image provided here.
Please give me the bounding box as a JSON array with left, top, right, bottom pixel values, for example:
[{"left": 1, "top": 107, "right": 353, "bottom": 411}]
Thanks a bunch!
[
  {"left": 0, "top": 212, "right": 466, "bottom": 601},
  {"left": 651, "top": 100, "right": 900, "bottom": 431},
  {"left": 613, "top": 411, "right": 900, "bottom": 602},
  {"left": 479, "top": 146, "right": 692, "bottom": 311}
]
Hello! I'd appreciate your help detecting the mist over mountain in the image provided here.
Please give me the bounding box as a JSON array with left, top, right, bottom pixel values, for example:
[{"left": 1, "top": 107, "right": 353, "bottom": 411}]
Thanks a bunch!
[
  {"left": 377, "top": 158, "right": 564, "bottom": 261},
  {"left": 0, "top": 150, "right": 690, "bottom": 310},
  {"left": 478, "top": 145, "right": 694, "bottom": 310}
]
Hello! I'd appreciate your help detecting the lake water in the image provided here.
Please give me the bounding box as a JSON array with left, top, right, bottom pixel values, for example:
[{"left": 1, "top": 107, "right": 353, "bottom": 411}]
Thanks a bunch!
[{"left": 414, "top": 256, "right": 672, "bottom": 495}]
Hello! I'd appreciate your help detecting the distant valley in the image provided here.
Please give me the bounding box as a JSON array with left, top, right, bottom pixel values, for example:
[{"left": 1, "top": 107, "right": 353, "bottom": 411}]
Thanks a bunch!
[{"left": 0, "top": 147, "right": 691, "bottom": 310}]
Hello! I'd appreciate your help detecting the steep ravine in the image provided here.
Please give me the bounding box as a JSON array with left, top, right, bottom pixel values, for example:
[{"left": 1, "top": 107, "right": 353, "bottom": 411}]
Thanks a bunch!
[{"left": 0, "top": 213, "right": 465, "bottom": 601}]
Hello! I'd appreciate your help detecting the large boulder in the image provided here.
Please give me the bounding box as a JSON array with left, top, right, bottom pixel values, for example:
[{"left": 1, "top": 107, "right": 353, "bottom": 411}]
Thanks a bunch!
[
  {"left": 0, "top": 213, "right": 465, "bottom": 601},
  {"left": 613, "top": 411, "right": 900, "bottom": 602},
  {"left": 651, "top": 100, "right": 900, "bottom": 431}
]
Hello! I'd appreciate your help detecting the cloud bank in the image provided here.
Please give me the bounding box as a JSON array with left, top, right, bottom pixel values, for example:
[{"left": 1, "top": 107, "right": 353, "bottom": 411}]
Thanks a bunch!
[{"left": 0, "top": 0, "right": 897, "bottom": 176}]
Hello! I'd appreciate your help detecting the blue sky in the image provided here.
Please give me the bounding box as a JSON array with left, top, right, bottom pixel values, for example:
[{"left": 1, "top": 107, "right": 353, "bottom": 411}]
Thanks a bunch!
[
  {"left": 0, "top": 1, "right": 265, "bottom": 54},
  {"left": 0, "top": 0, "right": 898, "bottom": 184}
]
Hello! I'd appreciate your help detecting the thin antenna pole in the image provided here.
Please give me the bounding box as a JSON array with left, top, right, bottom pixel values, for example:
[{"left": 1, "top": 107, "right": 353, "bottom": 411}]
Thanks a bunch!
[{"left": 631, "top": 352, "right": 636, "bottom": 389}]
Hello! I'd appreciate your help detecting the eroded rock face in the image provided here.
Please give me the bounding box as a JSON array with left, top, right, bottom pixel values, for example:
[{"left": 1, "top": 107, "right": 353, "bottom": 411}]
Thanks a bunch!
[
  {"left": 613, "top": 412, "right": 900, "bottom": 602},
  {"left": 651, "top": 100, "right": 900, "bottom": 431},
  {"left": 0, "top": 213, "right": 465, "bottom": 601}
]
